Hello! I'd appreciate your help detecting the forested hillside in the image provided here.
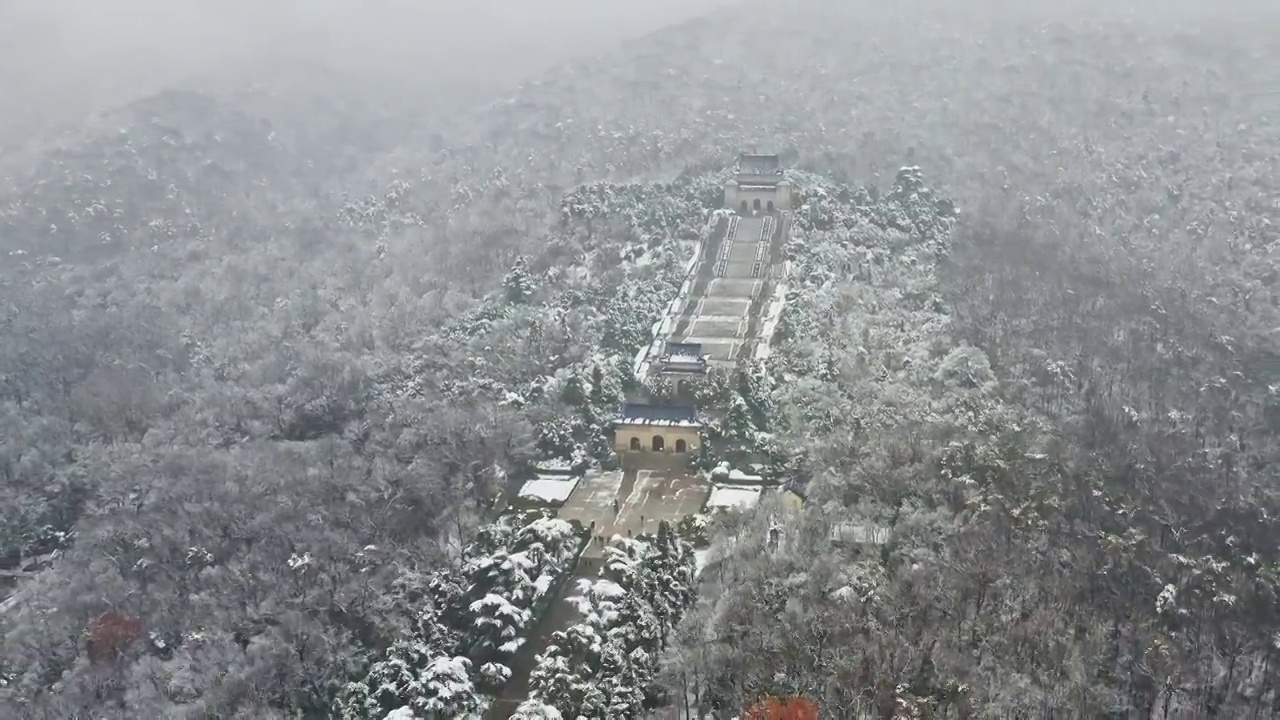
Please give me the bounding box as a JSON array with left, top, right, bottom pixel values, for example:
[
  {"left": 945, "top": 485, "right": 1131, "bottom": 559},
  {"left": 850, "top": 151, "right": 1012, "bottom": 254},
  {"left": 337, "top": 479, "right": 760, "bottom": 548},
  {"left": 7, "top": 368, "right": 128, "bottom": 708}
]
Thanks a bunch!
[
  {"left": 2, "top": 0, "right": 1279, "bottom": 717},
  {"left": 671, "top": 166, "right": 1280, "bottom": 716},
  {"left": 0, "top": 162, "right": 724, "bottom": 714}
]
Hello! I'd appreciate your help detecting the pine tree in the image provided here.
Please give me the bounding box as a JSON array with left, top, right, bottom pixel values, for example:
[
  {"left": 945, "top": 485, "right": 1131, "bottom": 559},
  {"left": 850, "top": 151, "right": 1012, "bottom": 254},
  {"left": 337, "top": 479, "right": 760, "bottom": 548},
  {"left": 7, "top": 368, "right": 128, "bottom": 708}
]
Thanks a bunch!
[
  {"left": 742, "top": 361, "right": 776, "bottom": 431},
  {"left": 527, "top": 623, "right": 605, "bottom": 716},
  {"left": 588, "top": 363, "right": 607, "bottom": 411},
  {"left": 561, "top": 369, "right": 587, "bottom": 408},
  {"left": 522, "top": 532, "right": 699, "bottom": 718},
  {"left": 610, "top": 589, "right": 662, "bottom": 659},
  {"left": 515, "top": 516, "right": 580, "bottom": 568},
  {"left": 538, "top": 414, "right": 581, "bottom": 461},
  {"left": 724, "top": 392, "right": 757, "bottom": 447},
  {"left": 649, "top": 521, "right": 696, "bottom": 641},
  {"left": 503, "top": 255, "right": 537, "bottom": 303},
  {"left": 410, "top": 572, "right": 466, "bottom": 655},
  {"left": 334, "top": 639, "right": 427, "bottom": 718},
  {"left": 334, "top": 643, "right": 489, "bottom": 720},
  {"left": 887, "top": 166, "right": 954, "bottom": 240},
  {"left": 467, "top": 592, "right": 531, "bottom": 657},
  {"left": 599, "top": 640, "right": 646, "bottom": 717},
  {"left": 412, "top": 656, "right": 487, "bottom": 718},
  {"left": 510, "top": 699, "right": 564, "bottom": 719},
  {"left": 465, "top": 518, "right": 521, "bottom": 564},
  {"left": 475, "top": 661, "right": 512, "bottom": 696}
]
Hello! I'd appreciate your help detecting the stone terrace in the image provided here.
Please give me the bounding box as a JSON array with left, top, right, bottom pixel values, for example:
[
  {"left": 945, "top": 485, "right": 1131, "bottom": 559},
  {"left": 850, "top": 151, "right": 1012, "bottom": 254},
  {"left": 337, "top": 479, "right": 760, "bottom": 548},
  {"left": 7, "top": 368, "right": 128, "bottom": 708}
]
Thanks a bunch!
[
  {"left": 661, "top": 211, "right": 788, "bottom": 369},
  {"left": 559, "top": 467, "right": 710, "bottom": 556}
]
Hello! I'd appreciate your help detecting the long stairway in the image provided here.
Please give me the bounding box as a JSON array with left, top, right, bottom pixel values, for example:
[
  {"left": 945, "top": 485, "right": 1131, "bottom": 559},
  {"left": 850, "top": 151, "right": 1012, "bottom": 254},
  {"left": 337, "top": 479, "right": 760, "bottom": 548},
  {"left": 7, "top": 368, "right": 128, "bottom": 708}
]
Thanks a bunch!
[
  {"left": 668, "top": 212, "right": 785, "bottom": 369},
  {"left": 713, "top": 215, "right": 740, "bottom": 277}
]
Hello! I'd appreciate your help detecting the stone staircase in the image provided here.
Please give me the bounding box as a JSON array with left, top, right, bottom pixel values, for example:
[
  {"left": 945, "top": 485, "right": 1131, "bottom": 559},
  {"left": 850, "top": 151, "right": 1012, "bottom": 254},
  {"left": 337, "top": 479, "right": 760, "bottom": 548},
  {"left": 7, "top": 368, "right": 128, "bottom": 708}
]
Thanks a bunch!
[{"left": 666, "top": 211, "right": 787, "bottom": 368}]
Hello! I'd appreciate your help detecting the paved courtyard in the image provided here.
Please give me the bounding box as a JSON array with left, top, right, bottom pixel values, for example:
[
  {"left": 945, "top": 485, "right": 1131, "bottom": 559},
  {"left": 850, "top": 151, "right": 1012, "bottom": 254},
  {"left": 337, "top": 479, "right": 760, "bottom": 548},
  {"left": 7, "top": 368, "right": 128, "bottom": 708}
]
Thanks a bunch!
[{"left": 559, "top": 468, "right": 710, "bottom": 556}]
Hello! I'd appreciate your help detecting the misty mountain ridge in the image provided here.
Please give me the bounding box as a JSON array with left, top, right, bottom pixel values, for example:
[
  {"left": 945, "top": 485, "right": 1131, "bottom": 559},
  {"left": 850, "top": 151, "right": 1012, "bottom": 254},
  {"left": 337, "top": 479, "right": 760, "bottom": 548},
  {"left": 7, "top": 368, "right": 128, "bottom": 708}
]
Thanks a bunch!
[{"left": 2, "top": 0, "right": 1280, "bottom": 717}]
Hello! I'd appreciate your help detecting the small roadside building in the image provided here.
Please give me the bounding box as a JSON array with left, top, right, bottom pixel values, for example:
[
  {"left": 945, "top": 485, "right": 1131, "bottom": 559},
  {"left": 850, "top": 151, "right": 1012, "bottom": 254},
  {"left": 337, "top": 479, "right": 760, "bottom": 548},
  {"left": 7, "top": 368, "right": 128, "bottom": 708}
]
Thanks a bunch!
[{"left": 612, "top": 403, "right": 702, "bottom": 456}]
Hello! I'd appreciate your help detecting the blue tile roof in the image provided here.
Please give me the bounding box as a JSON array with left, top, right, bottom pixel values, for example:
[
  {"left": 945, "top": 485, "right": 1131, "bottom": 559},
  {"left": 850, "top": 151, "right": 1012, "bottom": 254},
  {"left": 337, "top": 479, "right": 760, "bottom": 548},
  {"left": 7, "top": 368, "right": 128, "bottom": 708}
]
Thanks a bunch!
[{"left": 618, "top": 403, "right": 699, "bottom": 425}]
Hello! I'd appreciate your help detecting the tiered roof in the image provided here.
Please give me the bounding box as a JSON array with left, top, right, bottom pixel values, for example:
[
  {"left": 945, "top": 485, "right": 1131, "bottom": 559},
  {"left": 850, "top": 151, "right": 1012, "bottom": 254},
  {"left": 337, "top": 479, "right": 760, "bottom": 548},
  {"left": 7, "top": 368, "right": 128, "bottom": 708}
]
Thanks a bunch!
[
  {"left": 659, "top": 341, "right": 707, "bottom": 375},
  {"left": 736, "top": 153, "right": 782, "bottom": 175},
  {"left": 733, "top": 153, "right": 785, "bottom": 188},
  {"left": 614, "top": 403, "right": 701, "bottom": 427},
  {"left": 664, "top": 341, "right": 704, "bottom": 360}
]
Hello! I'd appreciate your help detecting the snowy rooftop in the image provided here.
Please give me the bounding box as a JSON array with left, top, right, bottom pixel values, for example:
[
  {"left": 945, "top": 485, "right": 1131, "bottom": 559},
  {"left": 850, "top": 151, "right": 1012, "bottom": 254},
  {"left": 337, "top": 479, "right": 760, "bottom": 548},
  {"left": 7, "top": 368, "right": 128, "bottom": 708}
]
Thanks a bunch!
[
  {"left": 663, "top": 341, "right": 704, "bottom": 360},
  {"left": 736, "top": 153, "right": 782, "bottom": 174},
  {"left": 660, "top": 341, "right": 707, "bottom": 375},
  {"left": 705, "top": 484, "right": 762, "bottom": 510},
  {"left": 614, "top": 403, "right": 701, "bottom": 427},
  {"left": 728, "top": 468, "right": 764, "bottom": 484},
  {"left": 710, "top": 463, "right": 765, "bottom": 485},
  {"left": 518, "top": 476, "right": 580, "bottom": 505}
]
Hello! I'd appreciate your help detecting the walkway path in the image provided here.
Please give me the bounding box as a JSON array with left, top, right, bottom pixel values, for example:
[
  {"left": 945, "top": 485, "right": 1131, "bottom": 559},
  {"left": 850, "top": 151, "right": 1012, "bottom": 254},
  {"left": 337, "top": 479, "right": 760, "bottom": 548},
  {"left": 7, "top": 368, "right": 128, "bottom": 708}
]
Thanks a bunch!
[
  {"left": 561, "top": 468, "right": 709, "bottom": 555},
  {"left": 667, "top": 211, "right": 787, "bottom": 369},
  {"left": 489, "top": 466, "right": 708, "bottom": 717}
]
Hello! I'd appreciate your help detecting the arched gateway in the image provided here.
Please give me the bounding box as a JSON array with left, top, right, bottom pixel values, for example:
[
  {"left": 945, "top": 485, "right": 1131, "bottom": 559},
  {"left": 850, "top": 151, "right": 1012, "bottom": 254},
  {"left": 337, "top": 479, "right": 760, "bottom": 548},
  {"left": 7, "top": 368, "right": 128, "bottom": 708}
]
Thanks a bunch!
[{"left": 611, "top": 403, "right": 701, "bottom": 458}]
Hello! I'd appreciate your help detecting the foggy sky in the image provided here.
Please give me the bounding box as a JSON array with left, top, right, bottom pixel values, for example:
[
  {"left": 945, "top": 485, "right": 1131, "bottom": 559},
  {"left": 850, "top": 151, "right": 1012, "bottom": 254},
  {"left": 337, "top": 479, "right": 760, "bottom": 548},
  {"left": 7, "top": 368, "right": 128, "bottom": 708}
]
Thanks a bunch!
[{"left": 0, "top": 0, "right": 730, "bottom": 148}]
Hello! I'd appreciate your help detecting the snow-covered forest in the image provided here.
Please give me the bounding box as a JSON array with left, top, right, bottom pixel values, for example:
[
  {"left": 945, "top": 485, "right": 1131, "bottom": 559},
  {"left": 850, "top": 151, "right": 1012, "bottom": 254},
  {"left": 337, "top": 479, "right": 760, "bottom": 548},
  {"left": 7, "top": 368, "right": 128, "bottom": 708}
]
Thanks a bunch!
[
  {"left": 334, "top": 512, "right": 585, "bottom": 718},
  {"left": 516, "top": 523, "right": 696, "bottom": 719},
  {"left": 2, "top": 0, "right": 1279, "bottom": 717}
]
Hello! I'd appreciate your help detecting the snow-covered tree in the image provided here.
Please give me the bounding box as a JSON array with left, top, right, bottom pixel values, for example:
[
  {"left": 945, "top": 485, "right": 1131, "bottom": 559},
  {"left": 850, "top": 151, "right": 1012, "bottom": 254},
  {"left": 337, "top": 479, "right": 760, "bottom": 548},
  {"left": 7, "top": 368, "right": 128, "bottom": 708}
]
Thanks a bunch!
[
  {"left": 523, "top": 531, "right": 698, "bottom": 718},
  {"left": 475, "top": 661, "right": 512, "bottom": 694},
  {"left": 411, "top": 656, "right": 487, "bottom": 718},
  {"left": 338, "top": 514, "right": 581, "bottom": 716},
  {"left": 527, "top": 622, "right": 606, "bottom": 716},
  {"left": 503, "top": 255, "right": 538, "bottom": 303},
  {"left": 599, "top": 641, "right": 647, "bottom": 717},
  {"left": 458, "top": 516, "right": 580, "bottom": 660},
  {"left": 649, "top": 521, "right": 696, "bottom": 641},
  {"left": 467, "top": 592, "right": 531, "bottom": 657},
  {"left": 335, "top": 646, "right": 487, "bottom": 719},
  {"left": 334, "top": 639, "right": 431, "bottom": 719},
  {"left": 723, "top": 391, "right": 758, "bottom": 448},
  {"left": 560, "top": 368, "right": 588, "bottom": 408},
  {"left": 510, "top": 699, "right": 565, "bottom": 719},
  {"left": 535, "top": 414, "right": 577, "bottom": 461}
]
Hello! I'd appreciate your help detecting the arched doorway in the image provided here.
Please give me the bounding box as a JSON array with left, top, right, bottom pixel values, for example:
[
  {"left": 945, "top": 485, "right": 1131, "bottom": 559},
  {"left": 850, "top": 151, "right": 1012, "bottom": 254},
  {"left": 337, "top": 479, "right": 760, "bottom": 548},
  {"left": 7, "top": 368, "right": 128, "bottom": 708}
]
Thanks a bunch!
[
  {"left": 767, "top": 200, "right": 775, "bottom": 212},
  {"left": 740, "top": 200, "right": 748, "bottom": 213},
  {"left": 675, "top": 438, "right": 687, "bottom": 453},
  {"left": 753, "top": 198, "right": 761, "bottom": 212},
  {"left": 651, "top": 435, "right": 665, "bottom": 452},
  {"left": 629, "top": 437, "right": 642, "bottom": 451}
]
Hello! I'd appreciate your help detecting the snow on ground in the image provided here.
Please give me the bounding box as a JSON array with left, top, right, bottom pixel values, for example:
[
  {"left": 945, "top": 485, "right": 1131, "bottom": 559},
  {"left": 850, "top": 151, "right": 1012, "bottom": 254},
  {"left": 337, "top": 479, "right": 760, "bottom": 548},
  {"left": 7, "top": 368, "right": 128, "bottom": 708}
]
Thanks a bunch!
[
  {"left": 712, "top": 462, "right": 764, "bottom": 484},
  {"left": 705, "top": 484, "right": 762, "bottom": 510},
  {"left": 693, "top": 548, "right": 711, "bottom": 577},
  {"left": 633, "top": 344, "right": 652, "bottom": 378},
  {"left": 754, "top": 261, "right": 791, "bottom": 361},
  {"left": 519, "top": 477, "right": 580, "bottom": 504},
  {"left": 533, "top": 572, "right": 555, "bottom": 597},
  {"left": 634, "top": 223, "right": 708, "bottom": 381}
]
